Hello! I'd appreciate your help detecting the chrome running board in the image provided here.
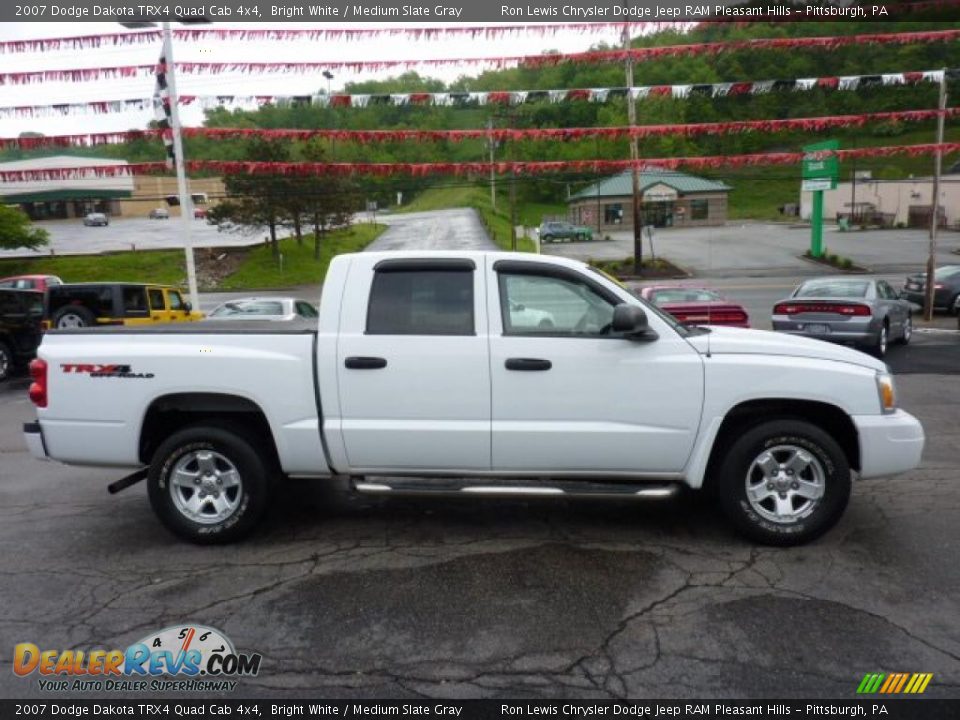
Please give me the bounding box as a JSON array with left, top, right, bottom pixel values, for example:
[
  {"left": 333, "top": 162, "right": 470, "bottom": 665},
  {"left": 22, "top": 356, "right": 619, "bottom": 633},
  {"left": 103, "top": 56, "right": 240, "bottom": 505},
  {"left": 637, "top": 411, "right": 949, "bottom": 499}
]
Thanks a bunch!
[{"left": 352, "top": 478, "right": 681, "bottom": 500}]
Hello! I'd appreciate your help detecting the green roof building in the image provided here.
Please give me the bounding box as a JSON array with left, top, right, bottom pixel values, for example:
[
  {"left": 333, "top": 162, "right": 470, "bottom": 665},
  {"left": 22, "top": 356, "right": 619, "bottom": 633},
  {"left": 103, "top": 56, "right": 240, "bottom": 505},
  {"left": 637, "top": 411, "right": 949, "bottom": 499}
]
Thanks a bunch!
[{"left": 568, "top": 168, "right": 731, "bottom": 231}]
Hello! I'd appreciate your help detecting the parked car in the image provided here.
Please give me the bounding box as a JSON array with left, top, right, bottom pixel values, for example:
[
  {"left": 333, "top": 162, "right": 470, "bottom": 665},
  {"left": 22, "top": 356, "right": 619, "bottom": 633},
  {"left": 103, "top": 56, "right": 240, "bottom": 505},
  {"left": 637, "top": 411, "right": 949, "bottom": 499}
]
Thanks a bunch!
[
  {"left": 0, "top": 288, "right": 43, "bottom": 381},
  {"left": 193, "top": 207, "right": 208, "bottom": 220},
  {"left": 24, "top": 252, "right": 923, "bottom": 547},
  {"left": 772, "top": 277, "right": 911, "bottom": 358},
  {"left": 149, "top": 208, "right": 170, "bottom": 220},
  {"left": 539, "top": 221, "right": 593, "bottom": 243},
  {"left": 639, "top": 285, "right": 750, "bottom": 328},
  {"left": 208, "top": 297, "right": 318, "bottom": 321},
  {"left": 45, "top": 283, "right": 203, "bottom": 329},
  {"left": 901, "top": 264, "right": 960, "bottom": 314},
  {"left": 0, "top": 274, "right": 63, "bottom": 293},
  {"left": 82, "top": 212, "right": 109, "bottom": 227}
]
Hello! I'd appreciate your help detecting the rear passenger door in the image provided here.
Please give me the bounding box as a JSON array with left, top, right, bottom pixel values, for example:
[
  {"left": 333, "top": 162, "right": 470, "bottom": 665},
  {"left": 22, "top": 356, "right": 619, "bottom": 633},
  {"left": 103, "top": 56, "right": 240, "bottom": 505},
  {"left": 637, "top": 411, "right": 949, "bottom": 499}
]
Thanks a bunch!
[
  {"left": 333, "top": 257, "right": 491, "bottom": 472},
  {"left": 120, "top": 286, "right": 151, "bottom": 325}
]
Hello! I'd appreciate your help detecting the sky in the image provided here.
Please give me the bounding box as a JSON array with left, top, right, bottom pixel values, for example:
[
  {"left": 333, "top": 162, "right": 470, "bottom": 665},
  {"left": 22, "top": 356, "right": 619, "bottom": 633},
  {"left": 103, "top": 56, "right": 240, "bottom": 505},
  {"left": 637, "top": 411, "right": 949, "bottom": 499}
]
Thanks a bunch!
[{"left": 0, "top": 22, "right": 627, "bottom": 138}]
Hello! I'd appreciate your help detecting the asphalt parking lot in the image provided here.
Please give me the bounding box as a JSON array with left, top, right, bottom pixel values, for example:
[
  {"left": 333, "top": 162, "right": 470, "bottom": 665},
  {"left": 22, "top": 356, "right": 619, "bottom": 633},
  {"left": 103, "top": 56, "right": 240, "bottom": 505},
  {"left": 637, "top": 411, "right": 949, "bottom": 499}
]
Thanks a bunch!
[
  {"left": 1, "top": 336, "right": 958, "bottom": 700},
  {"left": 2, "top": 210, "right": 959, "bottom": 700}
]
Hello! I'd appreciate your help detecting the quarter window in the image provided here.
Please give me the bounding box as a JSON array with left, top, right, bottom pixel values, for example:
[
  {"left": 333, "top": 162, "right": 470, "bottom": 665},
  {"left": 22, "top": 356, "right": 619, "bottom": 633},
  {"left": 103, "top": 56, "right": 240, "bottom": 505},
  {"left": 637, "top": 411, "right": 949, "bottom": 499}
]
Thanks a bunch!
[
  {"left": 366, "top": 270, "right": 474, "bottom": 336},
  {"left": 498, "top": 272, "right": 615, "bottom": 336}
]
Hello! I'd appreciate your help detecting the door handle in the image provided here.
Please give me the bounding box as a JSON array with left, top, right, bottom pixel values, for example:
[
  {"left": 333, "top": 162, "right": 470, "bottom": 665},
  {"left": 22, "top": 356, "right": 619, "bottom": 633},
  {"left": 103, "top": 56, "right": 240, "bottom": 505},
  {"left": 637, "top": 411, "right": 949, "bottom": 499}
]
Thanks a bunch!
[
  {"left": 505, "top": 358, "right": 552, "bottom": 371},
  {"left": 344, "top": 356, "right": 388, "bottom": 370}
]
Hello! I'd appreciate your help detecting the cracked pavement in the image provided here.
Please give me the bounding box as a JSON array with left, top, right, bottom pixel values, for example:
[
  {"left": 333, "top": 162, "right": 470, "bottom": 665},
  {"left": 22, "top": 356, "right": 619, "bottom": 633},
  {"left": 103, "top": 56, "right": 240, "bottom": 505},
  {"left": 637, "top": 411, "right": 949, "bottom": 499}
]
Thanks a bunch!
[{"left": 1, "top": 374, "right": 958, "bottom": 700}]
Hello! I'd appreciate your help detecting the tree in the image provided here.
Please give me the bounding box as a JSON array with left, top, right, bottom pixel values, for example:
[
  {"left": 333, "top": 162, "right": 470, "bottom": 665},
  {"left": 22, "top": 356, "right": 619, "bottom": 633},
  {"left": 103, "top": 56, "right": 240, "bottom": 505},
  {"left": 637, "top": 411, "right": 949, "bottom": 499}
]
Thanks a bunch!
[
  {"left": 301, "top": 140, "right": 360, "bottom": 260},
  {"left": 206, "top": 138, "right": 292, "bottom": 259},
  {"left": 0, "top": 205, "right": 49, "bottom": 250}
]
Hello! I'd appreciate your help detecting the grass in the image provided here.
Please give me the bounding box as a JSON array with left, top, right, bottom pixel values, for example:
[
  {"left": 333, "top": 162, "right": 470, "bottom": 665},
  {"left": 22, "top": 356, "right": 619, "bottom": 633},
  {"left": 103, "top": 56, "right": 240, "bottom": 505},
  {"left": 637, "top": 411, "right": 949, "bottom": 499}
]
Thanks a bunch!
[
  {"left": 218, "top": 223, "right": 385, "bottom": 290},
  {"left": 400, "top": 185, "right": 537, "bottom": 252},
  {"left": 0, "top": 223, "right": 385, "bottom": 290},
  {"left": 0, "top": 250, "right": 186, "bottom": 285}
]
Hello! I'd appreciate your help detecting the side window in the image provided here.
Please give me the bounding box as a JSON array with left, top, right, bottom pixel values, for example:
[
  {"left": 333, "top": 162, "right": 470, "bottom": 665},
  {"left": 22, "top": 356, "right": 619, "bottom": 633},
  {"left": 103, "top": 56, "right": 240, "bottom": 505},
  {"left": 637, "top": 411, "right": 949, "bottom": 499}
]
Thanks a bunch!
[
  {"left": 366, "top": 269, "right": 474, "bottom": 336},
  {"left": 878, "top": 282, "right": 894, "bottom": 299},
  {"left": 499, "top": 272, "right": 616, "bottom": 336},
  {"left": 148, "top": 289, "right": 166, "bottom": 310},
  {"left": 168, "top": 291, "right": 184, "bottom": 310},
  {"left": 121, "top": 287, "right": 148, "bottom": 316}
]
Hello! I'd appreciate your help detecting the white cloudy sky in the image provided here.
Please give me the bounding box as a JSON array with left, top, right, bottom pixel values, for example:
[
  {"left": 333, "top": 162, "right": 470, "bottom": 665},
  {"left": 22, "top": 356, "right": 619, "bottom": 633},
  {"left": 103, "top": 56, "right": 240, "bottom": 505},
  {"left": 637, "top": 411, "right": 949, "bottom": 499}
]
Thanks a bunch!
[{"left": 0, "top": 22, "right": 627, "bottom": 137}]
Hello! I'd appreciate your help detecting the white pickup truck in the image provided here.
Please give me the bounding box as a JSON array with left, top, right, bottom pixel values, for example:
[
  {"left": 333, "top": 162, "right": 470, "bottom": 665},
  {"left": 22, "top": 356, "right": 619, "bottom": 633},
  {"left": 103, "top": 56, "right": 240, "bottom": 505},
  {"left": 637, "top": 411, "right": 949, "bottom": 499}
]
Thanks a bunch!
[{"left": 23, "top": 252, "right": 925, "bottom": 545}]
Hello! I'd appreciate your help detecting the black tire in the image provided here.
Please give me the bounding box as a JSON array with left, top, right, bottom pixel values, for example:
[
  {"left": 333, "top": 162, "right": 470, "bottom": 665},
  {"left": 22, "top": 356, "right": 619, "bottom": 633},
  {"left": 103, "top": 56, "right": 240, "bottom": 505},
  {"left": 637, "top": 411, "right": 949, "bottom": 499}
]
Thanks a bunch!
[
  {"left": 897, "top": 313, "right": 912, "bottom": 345},
  {"left": 0, "top": 341, "right": 12, "bottom": 382},
  {"left": 949, "top": 293, "right": 960, "bottom": 317},
  {"left": 542, "top": 235, "right": 554, "bottom": 243},
  {"left": 52, "top": 305, "right": 96, "bottom": 329},
  {"left": 872, "top": 322, "right": 889, "bottom": 358},
  {"left": 715, "top": 419, "right": 851, "bottom": 546},
  {"left": 147, "top": 425, "right": 274, "bottom": 544}
]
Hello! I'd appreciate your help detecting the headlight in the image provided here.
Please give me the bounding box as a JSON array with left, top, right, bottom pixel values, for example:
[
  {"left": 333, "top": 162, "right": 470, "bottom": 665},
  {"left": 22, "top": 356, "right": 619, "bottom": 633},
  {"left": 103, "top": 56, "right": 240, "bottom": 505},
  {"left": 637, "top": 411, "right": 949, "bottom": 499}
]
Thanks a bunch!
[{"left": 876, "top": 371, "right": 897, "bottom": 414}]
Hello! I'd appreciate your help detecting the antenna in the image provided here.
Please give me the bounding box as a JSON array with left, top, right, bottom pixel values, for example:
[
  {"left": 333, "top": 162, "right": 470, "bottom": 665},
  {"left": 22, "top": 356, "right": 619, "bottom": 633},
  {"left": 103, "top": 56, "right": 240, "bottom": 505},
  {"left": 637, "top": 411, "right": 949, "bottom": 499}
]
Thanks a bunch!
[{"left": 706, "top": 223, "right": 712, "bottom": 357}]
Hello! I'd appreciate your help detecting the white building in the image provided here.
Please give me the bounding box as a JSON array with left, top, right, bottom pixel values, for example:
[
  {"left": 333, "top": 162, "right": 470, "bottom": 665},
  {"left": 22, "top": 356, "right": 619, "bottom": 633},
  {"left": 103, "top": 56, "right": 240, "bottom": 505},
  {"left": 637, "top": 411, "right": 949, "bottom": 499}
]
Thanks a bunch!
[
  {"left": 800, "top": 176, "right": 960, "bottom": 229},
  {"left": 0, "top": 155, "right": 133, "bottom": 220}
]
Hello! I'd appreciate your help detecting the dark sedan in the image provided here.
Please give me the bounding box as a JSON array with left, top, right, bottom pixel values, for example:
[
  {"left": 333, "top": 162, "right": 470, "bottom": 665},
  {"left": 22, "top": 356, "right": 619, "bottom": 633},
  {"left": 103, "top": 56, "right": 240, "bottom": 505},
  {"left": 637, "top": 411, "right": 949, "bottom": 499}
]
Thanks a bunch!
[
  {"left": 772, "top": 277, "right": 912, "bottom": 358},
  {"left": 901, "top": 265, "right": 960, "bottom": 314}
]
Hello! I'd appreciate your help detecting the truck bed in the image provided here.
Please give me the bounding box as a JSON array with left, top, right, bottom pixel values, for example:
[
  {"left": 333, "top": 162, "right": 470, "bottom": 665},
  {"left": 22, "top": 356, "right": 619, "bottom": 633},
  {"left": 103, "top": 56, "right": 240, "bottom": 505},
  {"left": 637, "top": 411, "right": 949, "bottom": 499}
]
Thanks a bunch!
[{"left": 48, "top": 319, "right": 319, "bottom": 335}]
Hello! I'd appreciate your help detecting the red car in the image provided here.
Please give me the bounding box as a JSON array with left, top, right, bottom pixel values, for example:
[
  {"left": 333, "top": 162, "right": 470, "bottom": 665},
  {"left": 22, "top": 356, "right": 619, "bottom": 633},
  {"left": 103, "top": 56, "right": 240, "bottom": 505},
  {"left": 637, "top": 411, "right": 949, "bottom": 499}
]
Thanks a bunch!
[
  {"left": 639, "top": 285, "right": 750, "bottom": 328},
  {"left": 0, "top": 275, "right": 63, "bottom": 293}
]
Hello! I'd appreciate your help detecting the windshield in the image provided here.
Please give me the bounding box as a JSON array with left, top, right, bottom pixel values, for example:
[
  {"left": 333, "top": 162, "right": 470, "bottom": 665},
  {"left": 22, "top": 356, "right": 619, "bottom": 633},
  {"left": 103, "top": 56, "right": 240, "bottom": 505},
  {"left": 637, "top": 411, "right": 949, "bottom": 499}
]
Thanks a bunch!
[
  {"left": 649, "top": 288, "right": 722, "bottom": 305},
  {"left": 795, "top": 280, "right": 869, "bottom": 298},
  {"left": 211, "top": 300, "right": 285, "bottom": 316}
]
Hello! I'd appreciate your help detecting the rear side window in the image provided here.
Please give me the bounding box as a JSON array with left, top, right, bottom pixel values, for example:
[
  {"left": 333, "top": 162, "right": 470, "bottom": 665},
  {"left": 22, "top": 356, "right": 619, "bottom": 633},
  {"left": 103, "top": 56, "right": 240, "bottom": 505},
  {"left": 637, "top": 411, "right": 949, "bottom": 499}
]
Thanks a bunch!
[
  {"left": 148, "top": 289, "right": 166, "bottom": 310},
  {"left": 366, "top": 270, "right": 474, "bottom": 336},
  {"left": 122, "top": 287, "right": 149, "bottom": 316}
]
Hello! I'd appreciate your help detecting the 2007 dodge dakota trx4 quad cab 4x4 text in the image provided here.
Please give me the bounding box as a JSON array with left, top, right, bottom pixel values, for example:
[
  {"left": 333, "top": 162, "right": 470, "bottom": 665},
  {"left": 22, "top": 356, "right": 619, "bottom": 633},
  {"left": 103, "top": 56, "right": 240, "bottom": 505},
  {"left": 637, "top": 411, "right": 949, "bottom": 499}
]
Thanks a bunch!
[{"left": 23, "top": 252, "right": 925, "bottom": 545}]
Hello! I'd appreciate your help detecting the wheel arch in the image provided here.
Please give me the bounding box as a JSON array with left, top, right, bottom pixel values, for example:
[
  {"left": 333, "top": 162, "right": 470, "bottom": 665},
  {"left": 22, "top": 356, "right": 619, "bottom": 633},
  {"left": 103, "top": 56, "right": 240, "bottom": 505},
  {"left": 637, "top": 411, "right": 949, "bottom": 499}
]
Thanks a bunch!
[
  {"left": 701, "top": 398, "right": 860, "bottom": 494},
  {"left": 139, "top": 392, "right": 280, "bottom": 469}
]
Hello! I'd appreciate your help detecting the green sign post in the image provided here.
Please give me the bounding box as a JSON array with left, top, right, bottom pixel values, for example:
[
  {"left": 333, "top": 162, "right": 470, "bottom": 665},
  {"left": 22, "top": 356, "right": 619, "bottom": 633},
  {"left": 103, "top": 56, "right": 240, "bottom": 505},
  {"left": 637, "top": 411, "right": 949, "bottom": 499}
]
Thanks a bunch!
[{"left": 802, "top": 140, "right": 839, "bottom": 258}]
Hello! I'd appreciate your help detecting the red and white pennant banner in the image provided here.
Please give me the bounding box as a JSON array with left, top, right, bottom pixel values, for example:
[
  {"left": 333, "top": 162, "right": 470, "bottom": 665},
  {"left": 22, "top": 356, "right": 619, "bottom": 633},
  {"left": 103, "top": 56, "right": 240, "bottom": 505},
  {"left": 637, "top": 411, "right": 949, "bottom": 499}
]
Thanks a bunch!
[
  {"left": 1, "top": 30, "right": 958, "bottom": 84},
  {"left": 3, "top": 109, "right": 954, "bottom": 150},
  {"left": 2, "top": 144, "right": 957, "bottom": 182},
  {"left": 4, "top": 70, "right": 955, "bottom": 119}
]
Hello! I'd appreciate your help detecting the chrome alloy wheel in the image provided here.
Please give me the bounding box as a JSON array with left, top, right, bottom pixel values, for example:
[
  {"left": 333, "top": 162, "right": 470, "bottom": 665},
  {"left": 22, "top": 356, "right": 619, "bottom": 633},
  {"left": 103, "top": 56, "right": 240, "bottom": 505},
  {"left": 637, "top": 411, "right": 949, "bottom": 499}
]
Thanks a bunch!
[
  {"left": 169, "top": 450, "right": 243, "bottom": 524},
  {"left": 56, "top": 313, "right": 86, "bottom": 329},
  {"left": 745, "top": 445, "right": 826, "bottom": 524}
]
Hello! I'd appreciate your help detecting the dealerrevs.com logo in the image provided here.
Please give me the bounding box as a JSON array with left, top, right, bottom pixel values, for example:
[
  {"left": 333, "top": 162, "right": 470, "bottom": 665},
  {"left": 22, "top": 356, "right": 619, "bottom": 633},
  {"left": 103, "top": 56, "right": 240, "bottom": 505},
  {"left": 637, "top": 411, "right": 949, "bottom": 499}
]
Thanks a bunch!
[{"left": 13, "top": 625, "right": 261, "bottom": 692}]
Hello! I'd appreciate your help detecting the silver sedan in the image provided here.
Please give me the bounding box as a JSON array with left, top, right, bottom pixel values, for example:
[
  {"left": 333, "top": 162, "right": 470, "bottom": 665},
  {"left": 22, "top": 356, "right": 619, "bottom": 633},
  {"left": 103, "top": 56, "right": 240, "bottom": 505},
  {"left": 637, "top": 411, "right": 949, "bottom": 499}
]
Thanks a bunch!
[
  {"left": 771, "top": 277, "right": 912, "bottom": 358},
  {"left": 207, "top": 297, "right": 318, "bottom": 321}
]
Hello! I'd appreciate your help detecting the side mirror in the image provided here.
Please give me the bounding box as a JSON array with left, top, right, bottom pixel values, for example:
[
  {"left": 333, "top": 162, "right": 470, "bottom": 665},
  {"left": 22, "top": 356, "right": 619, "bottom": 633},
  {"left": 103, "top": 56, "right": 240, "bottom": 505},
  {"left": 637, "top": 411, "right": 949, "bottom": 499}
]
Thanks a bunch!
[
  {"left": 612, "top": 304, "right": 657, "bottom": 341},
  {"left": 184, "top": 302, "right": 193, "bottom": 313}
]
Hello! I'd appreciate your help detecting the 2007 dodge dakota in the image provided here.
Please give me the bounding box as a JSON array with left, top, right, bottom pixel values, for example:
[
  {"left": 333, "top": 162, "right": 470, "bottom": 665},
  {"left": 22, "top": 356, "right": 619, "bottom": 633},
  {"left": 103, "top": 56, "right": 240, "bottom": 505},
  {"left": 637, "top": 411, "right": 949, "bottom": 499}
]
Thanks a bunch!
[{"left": 23, "top": 252, "right": 925, "bottom": 545}]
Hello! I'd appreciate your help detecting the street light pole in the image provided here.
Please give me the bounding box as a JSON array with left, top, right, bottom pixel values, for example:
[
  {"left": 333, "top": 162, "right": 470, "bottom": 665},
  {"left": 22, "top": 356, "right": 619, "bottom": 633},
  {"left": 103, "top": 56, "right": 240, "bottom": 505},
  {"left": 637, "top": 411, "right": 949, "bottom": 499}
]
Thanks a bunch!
[
  {"left": 924, "top": 68, "right": 948, "bottom": 322},
  {"left": 161, "top": 22, "right": 199, "bottom": 309},
  {"left": 623, "top": 23, "right": 643, "bottom": 275}
]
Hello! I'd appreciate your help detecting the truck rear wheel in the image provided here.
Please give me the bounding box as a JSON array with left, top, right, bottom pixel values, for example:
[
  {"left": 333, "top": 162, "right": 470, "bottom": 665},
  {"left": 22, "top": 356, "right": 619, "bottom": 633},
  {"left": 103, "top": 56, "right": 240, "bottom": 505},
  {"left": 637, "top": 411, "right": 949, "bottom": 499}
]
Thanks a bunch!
[
  {"left": 53, "top": 306, "right": 95, "bottom": 329},
  {"left": 715, "top": 419, "right": 851, "bottom": 546},
  {"left": 147, "top": 425, "right": 273, "bottom": 544}
]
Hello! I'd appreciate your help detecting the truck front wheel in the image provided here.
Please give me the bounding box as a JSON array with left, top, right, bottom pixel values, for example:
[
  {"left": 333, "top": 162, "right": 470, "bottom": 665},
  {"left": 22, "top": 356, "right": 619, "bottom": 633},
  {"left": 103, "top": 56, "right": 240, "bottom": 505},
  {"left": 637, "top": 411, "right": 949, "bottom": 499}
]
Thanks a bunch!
[
  {"left": 147, "top": 425, "right": 274, "bottom": 544},
  {"left": 715, "top": 419, "right": 851, "bottom": 546}
]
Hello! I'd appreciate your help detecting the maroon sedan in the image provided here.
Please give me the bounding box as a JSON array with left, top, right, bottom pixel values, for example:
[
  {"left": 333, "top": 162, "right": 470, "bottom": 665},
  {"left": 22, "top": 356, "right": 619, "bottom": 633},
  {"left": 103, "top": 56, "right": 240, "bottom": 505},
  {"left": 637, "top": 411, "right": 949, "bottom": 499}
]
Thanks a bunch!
[{"left": 639, "top": 285, "right": 751, "bottom": 328}]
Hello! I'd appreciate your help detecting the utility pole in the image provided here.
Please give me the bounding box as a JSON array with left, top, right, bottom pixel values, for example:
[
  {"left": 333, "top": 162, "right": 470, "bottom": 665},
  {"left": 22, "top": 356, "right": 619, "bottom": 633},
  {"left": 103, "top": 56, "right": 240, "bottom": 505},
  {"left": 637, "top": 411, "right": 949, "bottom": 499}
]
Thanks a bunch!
[
  {"left": 924, "top": 68, "right": 948, "bottom": 322},
  {"left": 162, "top": 21, "right": 199, "bottom": 309},
  {"left": 487, "top": 117, "right": 497, "bottom": 211},
  {"left": 623, "top": 23, "right": 643, "bottom": 275}
]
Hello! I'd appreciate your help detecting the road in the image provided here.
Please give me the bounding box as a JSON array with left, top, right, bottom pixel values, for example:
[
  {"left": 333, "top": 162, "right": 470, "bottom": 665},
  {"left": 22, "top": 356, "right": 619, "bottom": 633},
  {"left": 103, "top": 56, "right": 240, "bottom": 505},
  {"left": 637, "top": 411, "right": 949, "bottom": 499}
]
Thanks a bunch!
[
  {"left": 365, "top": 208, "right": 497, "bottom": 252},
  {"left": 2, "top": 209, "right": 959, "bottom": 700},
  {"left": 543, "top": 224, "right": 960, "bottom": 278}
]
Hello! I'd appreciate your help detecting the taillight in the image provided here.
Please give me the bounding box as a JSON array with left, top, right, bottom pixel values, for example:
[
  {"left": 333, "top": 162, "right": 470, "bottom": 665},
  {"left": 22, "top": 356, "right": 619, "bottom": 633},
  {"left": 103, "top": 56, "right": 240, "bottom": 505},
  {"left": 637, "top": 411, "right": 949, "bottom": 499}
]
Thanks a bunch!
[
  {"left": 28, "top": 358, "right": 47, "bottom": 408},
  {"left": 774, "top": 302, "right": 870, "bottom": 316}
]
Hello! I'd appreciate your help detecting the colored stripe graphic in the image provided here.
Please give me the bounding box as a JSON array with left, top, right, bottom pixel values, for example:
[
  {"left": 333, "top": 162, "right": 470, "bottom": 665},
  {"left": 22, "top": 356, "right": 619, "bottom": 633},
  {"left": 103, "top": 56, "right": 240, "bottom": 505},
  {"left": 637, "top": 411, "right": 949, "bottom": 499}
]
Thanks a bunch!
[{"left": 858, "top": 672, "right": 932, "bottom": 694}]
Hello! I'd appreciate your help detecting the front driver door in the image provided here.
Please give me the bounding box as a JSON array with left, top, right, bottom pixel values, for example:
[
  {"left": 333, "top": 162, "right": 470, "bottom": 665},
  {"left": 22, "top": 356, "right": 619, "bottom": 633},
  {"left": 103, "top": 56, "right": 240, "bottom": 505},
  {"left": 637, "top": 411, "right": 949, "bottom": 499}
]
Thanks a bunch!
[{"left": 488, "top": 259, "right": 704, "bottom": 475}]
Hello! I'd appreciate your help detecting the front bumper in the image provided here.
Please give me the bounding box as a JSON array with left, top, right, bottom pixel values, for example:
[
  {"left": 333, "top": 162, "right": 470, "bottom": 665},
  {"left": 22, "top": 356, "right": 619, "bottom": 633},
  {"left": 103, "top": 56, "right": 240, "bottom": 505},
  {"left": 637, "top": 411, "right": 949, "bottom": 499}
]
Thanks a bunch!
[
  {"left": 853, "top": 410, "right": 925, "bottom": 479},
  {"left": 23, "top": 422, "right": 49, "bottom": 461}
]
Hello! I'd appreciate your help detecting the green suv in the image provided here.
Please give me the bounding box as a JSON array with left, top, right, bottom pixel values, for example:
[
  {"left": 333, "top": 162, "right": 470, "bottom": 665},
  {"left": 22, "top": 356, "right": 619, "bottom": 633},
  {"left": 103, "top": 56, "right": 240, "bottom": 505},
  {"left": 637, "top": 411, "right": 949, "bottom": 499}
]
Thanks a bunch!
[{"left": 539, "top": 221, "right": 594, "bottom": 243}]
